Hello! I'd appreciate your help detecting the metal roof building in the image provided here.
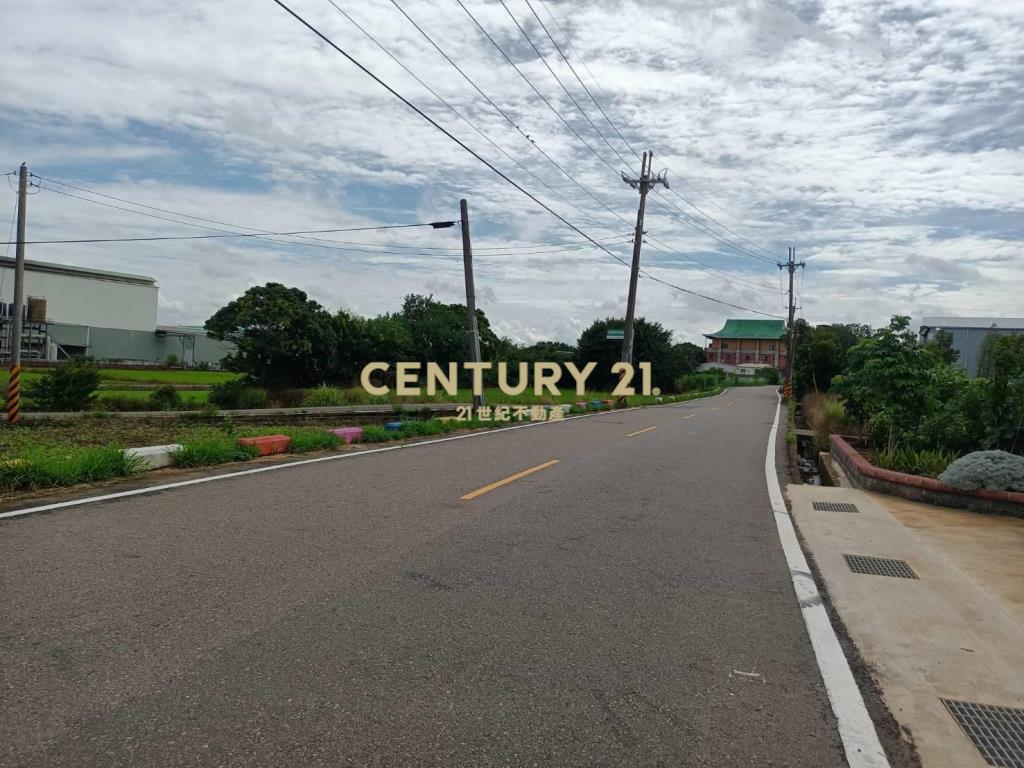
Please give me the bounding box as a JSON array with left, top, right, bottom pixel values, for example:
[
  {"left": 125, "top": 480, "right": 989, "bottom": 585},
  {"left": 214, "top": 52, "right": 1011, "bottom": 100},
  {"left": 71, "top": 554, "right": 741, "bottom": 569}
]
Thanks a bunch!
[
  {"left": 0, "top": 257, "right": 231, "bottom": 366},
  {"left": 919, "top": 317, "right": 1024, "bottom": 376}
]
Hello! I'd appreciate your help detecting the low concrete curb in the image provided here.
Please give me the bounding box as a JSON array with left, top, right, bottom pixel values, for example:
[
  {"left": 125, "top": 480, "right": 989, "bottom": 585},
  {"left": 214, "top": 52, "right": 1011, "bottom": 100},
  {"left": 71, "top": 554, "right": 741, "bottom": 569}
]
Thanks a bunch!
[
  {"left": 123, "top": 444, "right": 181, "bottom": 470},
  {"left": 830, "top": 435, "right": 1024, "bottom": 519}
]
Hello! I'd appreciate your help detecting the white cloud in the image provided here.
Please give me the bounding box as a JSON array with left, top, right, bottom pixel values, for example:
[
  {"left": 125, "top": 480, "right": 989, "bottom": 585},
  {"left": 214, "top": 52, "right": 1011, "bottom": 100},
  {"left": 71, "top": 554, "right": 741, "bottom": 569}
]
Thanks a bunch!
[{"left": 1, "top": 0, "right": 1020, "bottom": 346}]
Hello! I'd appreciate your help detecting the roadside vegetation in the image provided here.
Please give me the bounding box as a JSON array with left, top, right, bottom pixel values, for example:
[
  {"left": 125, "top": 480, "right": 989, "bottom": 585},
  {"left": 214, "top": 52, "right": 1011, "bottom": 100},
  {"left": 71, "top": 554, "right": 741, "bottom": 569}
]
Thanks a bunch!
[
  {"left": 0, "top": 388, "right": 724, "bottom": 495},
  {"left": 795, "top": 315, "right": 1024, "bottom": 485}
]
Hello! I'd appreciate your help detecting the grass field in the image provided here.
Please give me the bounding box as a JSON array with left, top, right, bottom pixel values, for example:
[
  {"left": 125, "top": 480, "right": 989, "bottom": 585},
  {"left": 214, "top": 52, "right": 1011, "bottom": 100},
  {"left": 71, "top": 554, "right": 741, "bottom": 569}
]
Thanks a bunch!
[
  {"left": 0, "top": 368, "right": 237, "bottom": 388},
  {"left": 95, "top": 389, "right": 211, "bottom": 404}
]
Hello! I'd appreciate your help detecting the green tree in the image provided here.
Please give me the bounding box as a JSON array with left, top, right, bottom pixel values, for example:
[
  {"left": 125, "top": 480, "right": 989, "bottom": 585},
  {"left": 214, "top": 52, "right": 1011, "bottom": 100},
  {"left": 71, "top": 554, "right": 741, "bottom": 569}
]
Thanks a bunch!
[
  {"left": 399, "top": 294, "right": 501, "bottom": 366},
  {"left": 575, "top": 317, "right": 677, "bottom": 392},
  {"left": 792, "top": 321, "right": 872, "bottom": 399},
  {"left": 205, "top": 283, "right": 338, "bottom": 388},
  {"left": 925, "top": 330, "right": 959, "bottom": 365},
  {"left": 975, "top": 332, "right": 1024, "bottom": 450},
  {"left": 832, "top": 316, "right": 939, "bottom": 451}
]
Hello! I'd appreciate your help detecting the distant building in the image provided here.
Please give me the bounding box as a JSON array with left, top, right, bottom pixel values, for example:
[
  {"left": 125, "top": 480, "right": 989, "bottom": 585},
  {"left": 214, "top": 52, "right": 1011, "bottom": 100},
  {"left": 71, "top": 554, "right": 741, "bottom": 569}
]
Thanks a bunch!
[
  {"left": 701, "top": 319, "right": 787, "bottom": 375},
  {"left": 919, "top": 317, "right": 1024, "bottom": 376},
  {"left": 0, "top": 257, "right": 232, "bottom": 366}
]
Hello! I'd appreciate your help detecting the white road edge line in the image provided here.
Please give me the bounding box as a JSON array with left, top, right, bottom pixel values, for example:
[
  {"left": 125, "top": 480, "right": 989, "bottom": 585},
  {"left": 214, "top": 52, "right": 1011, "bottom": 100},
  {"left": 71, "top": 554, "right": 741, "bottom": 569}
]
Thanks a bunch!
[
  {"left": 764, "top": 392, "right": 890, "bottom": 768},
  {"left": 1, "top": 387, "right": 733, "bottom": 521}
]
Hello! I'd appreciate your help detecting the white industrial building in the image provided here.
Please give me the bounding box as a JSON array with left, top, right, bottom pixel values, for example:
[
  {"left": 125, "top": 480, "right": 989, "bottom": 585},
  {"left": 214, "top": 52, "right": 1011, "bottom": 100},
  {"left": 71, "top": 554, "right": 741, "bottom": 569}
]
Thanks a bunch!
[
  {"left": 0, "top": 256, "right": 232, "bottom": 366},
  {"left": 919, "top": 316, "right": 1024, "bottom": 376}
]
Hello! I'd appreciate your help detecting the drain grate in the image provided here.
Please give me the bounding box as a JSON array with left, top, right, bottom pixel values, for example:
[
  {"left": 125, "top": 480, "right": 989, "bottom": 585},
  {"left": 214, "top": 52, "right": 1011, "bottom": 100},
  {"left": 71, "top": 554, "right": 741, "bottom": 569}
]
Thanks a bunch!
[
  {"left": 943, "top": 699, "right": 1024, "bottom": 768},
  {"left": 813, "top": 501, "right": 860, "bottom": 513},
  {"left": 843, "top": 554, "right": 918, "bottom": 579}
]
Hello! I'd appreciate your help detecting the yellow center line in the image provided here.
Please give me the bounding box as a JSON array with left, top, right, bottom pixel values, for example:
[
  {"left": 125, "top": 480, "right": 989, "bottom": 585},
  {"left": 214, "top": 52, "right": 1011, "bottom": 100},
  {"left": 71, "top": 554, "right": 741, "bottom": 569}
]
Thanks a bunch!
[
  {"left": 681, "top": 413, "right": 697, "bottom": 420},
  {"left": 626, "top": 426, "right": 658, "bottom": 437},
  {"left": 460, "top": 459, "right": 560, "bottom": 501}
]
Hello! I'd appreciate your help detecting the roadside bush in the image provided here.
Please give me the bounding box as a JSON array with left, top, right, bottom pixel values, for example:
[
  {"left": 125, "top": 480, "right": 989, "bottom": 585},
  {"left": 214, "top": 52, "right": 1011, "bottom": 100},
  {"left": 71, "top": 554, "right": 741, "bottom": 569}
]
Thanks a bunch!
[
  {"left": 208, "top": 379, "right": 268, "bottom": 410},
  {"left": 24, "top": 357, "right": 101, "bottom": 412},
  {"left": 302, "top": 386, "right": 347, "bottom": 407},
  {"left": 802, "top": 393, "right": 851, "bottom": 451},
  {"left": 938, "top": 451, "right": 1024, "bottom": 492},
  {"left": 170, "top": 438, "right": 259, "bottom": 467},
  {"left": 149, "top": 384, "right": 182, "bottom": 411},
  {"left": 165, "top": 353, "right": 180, "bottom": 368},
  {"left": 268, "top": 389, "right": 305, "bottom": 409},
  {"left": 676, "top": 372, "right": 723, "bottom": 392},
  {"left": 0, "top": 446, "right": 145, "bottom": 492},
  {"left": 875, "top": 447, "right": 957, "bottom": 479},
  {"left": 94, "top": 395, "right": 149, "bottom": 412}
]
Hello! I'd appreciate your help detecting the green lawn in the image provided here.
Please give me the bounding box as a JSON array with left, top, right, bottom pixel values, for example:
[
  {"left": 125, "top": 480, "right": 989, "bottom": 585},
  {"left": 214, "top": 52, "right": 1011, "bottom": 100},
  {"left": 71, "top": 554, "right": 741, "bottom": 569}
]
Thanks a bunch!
[{"left": 96, "top": 389, "right": 210, "bottom": 404}]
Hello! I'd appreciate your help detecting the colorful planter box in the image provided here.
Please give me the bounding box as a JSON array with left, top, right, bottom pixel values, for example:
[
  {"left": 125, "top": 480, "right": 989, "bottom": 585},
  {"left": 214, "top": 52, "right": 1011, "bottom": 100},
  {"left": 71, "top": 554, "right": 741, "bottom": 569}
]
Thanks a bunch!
[
  {"left": 589, "top": 400, "right": 603, "bottom": 410},
  {"left": 574, "top": 401, "right": 587, "bottom": 409},
  {"left": 384, "top": 421, "right": 403, "bottom": 431},
  {"left": 330, "top": 427, "right": 364, "bottom": 444},
  {"left": 602, "top": 399, "right": 615, "bottom": 408},
  {"left": 238, "top": 435, "right": 291, "bottom": 456}
]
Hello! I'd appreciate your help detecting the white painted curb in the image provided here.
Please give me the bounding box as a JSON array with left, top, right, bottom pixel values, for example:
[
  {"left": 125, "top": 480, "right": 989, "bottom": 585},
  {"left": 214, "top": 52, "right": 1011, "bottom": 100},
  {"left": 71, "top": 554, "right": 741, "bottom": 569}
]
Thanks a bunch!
[
  {"left": 124, "top": 444, "right": 182, "bottom": 470},
  {"left": 764, "top": 393, "right": 890, "bottom": 768}
]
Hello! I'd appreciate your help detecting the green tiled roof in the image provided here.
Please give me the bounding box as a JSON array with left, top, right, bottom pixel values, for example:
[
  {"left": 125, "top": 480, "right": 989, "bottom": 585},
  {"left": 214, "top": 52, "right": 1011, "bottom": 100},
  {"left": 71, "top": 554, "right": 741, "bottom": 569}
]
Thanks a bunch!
[{"left": 704, "top": 319, "right": 786, "bottom": 340}]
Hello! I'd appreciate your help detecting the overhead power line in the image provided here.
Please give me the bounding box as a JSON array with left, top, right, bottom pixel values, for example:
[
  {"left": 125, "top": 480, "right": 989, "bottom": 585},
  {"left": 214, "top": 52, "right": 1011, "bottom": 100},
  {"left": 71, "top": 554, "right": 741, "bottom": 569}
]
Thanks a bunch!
[
  {"left": 269, "top": 0, "right": 784, "bottom": 319},
  {"left": 503, "top": 0, "right": 632, "bottom": 169},
  {"left": 532, "top": 0, "right": 779, "bottom": 260},
  {"left": 37, "top": 171, "right": 634, "bottom": 254}
]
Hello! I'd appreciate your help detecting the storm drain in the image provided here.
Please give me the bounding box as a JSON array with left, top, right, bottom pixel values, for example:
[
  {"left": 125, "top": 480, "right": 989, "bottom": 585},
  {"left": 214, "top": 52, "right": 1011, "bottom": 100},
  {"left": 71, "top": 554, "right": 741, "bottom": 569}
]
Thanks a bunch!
[
  {"left": 943, "top": 699, "right": 1024, "bottom": 768},
  {"left": 813, "top": 501, "right": 860, "bottom": 513},
  {"left": 843, "top": 554, "right": 918, "bottom": 579}
]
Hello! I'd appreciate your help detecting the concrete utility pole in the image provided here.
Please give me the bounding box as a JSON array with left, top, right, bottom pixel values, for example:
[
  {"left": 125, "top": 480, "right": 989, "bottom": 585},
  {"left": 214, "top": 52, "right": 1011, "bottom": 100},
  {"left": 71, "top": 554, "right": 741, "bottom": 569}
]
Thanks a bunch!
[
  {"left": 620, "top": 151, "right": 669, "bottom": 364},
  {"left": 6, "top": 163, "right": 28, "bottom": 423},
  {"left": 778, "top": 246, "right": 805, "bottom": 398},
  {"left": 459, "top": 198, "right": 483, "bottom": 409}
]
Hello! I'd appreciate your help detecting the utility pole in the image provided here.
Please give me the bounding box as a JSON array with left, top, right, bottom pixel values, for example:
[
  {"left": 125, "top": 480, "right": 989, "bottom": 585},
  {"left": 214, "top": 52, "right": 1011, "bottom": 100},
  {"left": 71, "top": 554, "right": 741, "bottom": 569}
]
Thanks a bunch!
[
  {"left": 620, "top": 151, "right": 669, "bottom": 364},
  {"left": 778, "top": 246, "right": 805, "bottom": 399},
  {"left": 6, "top": 163, "right": 28, "bottom": 423},
  {"left": 459, "top": 198, "right": 483, "bottom": 409}
]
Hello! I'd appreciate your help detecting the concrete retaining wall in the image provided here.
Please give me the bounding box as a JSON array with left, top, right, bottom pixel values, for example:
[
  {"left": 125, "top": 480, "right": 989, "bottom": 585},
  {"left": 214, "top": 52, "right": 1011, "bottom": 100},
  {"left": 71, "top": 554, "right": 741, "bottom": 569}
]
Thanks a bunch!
[{"left": 830, "top": 435, "right": 1024, "bottom": 519}]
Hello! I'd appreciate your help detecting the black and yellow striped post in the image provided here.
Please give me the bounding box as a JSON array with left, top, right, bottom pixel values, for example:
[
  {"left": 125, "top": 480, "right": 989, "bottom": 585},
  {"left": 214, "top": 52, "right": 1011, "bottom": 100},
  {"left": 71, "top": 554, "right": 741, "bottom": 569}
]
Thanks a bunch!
[
  {"left": 783, "top": 379, "right": 793, "bottom": 401},
  {"left": 6, "top": 364, "right": 21, "bottom": 423}
]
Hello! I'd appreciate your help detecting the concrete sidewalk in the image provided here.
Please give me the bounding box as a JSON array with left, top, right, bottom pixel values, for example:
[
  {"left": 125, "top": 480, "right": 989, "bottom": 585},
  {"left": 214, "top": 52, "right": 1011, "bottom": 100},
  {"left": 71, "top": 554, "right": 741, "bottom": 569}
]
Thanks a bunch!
[{"left": 788, "top": 484, "right": 1024, "bottom": 768}]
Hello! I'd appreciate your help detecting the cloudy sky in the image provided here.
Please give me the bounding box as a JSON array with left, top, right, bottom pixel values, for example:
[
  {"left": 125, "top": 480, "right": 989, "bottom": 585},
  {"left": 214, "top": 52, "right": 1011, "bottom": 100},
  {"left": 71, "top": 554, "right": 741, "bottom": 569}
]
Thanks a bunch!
[{"left": 2, "top": 0, "right": 1022, "bottom": 346}]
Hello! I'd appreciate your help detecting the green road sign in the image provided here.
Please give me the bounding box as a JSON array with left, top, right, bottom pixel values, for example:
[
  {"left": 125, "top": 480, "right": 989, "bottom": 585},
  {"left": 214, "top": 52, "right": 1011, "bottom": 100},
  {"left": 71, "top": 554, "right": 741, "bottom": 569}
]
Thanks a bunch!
[{"left": 606, "top": 328, "right": 624, "bottom": 340}]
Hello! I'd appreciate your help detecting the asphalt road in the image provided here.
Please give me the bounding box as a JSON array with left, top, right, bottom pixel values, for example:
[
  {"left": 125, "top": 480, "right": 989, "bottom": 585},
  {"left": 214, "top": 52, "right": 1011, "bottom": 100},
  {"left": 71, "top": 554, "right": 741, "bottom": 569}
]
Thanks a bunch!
[{"left": 0, "top": 387, "right": 846, "bottom": 767}]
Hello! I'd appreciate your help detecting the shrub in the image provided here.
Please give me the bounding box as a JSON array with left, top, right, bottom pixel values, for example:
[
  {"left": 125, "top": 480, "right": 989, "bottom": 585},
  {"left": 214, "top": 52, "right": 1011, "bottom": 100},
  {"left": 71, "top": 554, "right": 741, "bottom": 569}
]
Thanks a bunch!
[
  {"left": 24, "top": 358, "right": 101, "bottom": 411},
  {"left": 170, "top": 438, "right": 258, "bottom": 467},
  {"left": 269, "top": 389, "right": 305, "bottom": 408},
  {"left": 286, "top": 429, "right": 342, "bottom": 452},
  {"left": 94, "top": 395, "right": 150, "bottom": 412},
  {"left": 938, "top": 450, "right": 1024, "bottom": 492},
  {"left": 0, "top": 446, "right": 145, "bottom": 492},
  {"left": 302, "top": 386, "right": 347, "bottom": 407},
  {"left": 208, "top": 379, "right": 268, "bottom": 410},
  {"left": 875, "top": 447, "right": 957, "bottom": 479},
  {"left": 149, "top": 384, "right": 182, "bottom": 411},
  {"left": 802, "top": 393, "right": 850, "bottom": 451},
  {"left": 165, "top": 353, "right": 180, "bottom": 368}
]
